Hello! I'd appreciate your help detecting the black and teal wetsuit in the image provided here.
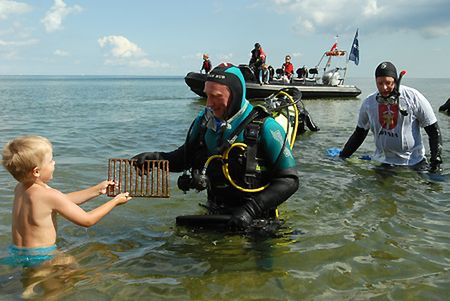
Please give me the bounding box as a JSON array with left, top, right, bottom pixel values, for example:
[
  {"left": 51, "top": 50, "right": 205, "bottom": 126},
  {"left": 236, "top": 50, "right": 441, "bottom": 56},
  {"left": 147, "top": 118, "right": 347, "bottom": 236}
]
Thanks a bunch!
[{"left": 133, "top": 64, "right": 299, "bottom": 226}]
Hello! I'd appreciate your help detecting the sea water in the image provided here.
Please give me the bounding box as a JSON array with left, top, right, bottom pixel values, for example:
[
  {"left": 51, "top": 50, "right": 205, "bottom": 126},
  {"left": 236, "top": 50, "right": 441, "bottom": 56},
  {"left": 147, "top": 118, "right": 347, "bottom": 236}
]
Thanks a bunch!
[{"left": 0, "top": 76, "right": 449, "bottom": 300}]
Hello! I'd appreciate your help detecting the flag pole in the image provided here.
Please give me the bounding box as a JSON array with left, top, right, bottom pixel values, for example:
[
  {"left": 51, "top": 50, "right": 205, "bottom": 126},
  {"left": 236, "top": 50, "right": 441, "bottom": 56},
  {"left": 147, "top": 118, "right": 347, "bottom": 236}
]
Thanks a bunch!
[
  {"left": 325, "top": 34, "right": 339, "bottom": 72},
  {"left": 343, "top": 32, "right": 352, "bottom": 82},
  {"left": 345, "top": 28, "right": 359, "bottom": 84},
  {"left": 343, "top": 57, "right": 349, "bottom": 84}
]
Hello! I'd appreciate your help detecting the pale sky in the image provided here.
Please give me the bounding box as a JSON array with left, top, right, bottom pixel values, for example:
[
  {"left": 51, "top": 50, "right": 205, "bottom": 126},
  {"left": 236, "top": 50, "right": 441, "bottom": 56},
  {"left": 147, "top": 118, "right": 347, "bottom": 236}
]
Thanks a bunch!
[{"left": 1, "top": 0, "right": 449, "bottom": 77}]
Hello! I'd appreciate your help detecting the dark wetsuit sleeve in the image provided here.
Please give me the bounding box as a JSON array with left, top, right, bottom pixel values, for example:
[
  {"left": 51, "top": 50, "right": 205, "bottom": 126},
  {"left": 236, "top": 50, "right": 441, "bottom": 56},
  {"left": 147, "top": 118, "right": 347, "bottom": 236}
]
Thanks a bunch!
[
  {"left": 252, "top": 118, "right": 299, "bottom": 211},
  {"left": 424, "top": 122, "right": 443, "bottom": 166},
  {"left": 339, "top": 126, "right": 369, "bottom": 158},
  {"left": 158, "top": 145, "right": 187, "bottom": 172},
  {"left": 253, "top": 169, "right": 299, "bottom": 212}
]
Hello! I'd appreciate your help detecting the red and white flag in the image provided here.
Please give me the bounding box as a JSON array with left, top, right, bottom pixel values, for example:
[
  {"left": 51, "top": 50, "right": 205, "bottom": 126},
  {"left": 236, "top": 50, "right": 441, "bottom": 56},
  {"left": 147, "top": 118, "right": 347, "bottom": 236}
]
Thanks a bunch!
[{"left": 329, "top": 42, "right": 337, "bottom": 51}]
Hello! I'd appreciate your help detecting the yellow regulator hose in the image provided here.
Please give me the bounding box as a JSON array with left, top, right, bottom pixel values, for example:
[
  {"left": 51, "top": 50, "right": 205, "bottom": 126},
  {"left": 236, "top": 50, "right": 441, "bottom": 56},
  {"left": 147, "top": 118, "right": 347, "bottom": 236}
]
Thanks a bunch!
[{"left": 222, "top": 143, "right": 269, "bottom": 193}]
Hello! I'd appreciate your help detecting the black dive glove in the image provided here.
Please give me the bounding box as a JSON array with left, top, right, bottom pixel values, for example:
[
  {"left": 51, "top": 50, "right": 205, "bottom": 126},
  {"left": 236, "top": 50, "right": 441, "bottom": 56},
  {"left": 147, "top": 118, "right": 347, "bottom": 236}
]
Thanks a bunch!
[
  {"left": 304, "top": 110, "right": 320, "bottom": 132},
  {"left": 281, "top": 87, "right": 302, "bottom": 100},
  {"left": 227, "top": 173, "right": 299, "bottom": 230},
  {"left": 429, "top": 160, "right": 443, "bottom": 173},
  {"left": 228, "top": 197, "right": 262, "bottom": 230},
  {"left": 131, "top": 152, "right": 162, "bottom": 169},
  {"left": 439, "top": 98, "right": 450, "bottom": 114}
]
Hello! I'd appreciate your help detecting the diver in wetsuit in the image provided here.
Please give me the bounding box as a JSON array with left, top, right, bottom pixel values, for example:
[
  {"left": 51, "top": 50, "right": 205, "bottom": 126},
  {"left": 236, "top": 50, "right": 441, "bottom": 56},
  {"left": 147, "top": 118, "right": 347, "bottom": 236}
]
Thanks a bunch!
[{"left": 132, "top": 63, "right": 299, "bottom": 230}]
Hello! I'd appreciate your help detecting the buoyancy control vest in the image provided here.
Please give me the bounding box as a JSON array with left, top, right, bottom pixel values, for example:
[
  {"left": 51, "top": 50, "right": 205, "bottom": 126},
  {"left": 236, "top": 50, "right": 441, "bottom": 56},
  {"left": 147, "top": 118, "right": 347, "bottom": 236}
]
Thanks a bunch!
[
  {"left": 202, "top": 111, "right": 272, "bottom": 208},
  {"left": 179, "top": 90, "right": 299, "bottom": 202},
  {"left": 173, "top": 94, "right": 299, "bottom": 229}
]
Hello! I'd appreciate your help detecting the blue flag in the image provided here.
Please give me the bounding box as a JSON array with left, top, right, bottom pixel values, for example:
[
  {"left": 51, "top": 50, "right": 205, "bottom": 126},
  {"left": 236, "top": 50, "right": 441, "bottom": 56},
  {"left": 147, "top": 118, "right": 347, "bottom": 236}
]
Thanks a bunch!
[{"left": 349, "top": 29, "right": 359, "bottom": 65}]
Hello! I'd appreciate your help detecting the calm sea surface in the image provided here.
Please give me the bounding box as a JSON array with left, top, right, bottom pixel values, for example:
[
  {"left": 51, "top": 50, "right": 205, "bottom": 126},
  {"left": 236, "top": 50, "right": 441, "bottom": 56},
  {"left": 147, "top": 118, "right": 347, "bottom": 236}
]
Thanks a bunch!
[{"left": 0, "top": 76, "right": 449, "bottom": 300}]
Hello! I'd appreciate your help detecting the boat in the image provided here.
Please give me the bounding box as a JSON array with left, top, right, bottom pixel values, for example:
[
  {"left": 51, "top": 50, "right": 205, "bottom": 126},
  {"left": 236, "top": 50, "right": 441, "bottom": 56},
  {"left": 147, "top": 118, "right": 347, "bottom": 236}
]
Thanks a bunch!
[{"left": 185, "top": 46, "right": 361, "bottom": 100}]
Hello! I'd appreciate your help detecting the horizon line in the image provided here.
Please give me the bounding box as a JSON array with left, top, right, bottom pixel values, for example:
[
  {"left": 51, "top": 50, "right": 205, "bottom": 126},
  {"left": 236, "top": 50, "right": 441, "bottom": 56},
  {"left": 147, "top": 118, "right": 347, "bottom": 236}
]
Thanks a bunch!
[{"left": 1, "top": 74, "right": 449, "bottom": 79}]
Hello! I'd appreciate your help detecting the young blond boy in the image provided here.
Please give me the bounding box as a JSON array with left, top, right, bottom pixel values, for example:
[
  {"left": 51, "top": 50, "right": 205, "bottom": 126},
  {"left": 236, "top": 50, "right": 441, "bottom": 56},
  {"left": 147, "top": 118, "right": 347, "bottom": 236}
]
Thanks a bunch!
[{"left": 1, "top": 135, "right": 131, "bottom": 264}]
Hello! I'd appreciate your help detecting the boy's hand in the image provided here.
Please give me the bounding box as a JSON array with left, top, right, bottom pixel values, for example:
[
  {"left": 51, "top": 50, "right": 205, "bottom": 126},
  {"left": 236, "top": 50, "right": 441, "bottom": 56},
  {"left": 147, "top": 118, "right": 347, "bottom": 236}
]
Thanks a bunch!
[
  {"left": 114, "top": 192, "right": 132, "bottom": 205},
  {"left": 97, "top": 180, "right": 116, "bottom": 195}
]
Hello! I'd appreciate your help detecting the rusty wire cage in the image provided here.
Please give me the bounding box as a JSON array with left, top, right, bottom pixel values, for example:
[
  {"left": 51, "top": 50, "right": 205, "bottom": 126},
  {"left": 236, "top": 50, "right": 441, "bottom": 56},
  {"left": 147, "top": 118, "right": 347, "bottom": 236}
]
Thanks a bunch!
[{"left": 107, "top": 158, "right": 170, "bottom": 197}]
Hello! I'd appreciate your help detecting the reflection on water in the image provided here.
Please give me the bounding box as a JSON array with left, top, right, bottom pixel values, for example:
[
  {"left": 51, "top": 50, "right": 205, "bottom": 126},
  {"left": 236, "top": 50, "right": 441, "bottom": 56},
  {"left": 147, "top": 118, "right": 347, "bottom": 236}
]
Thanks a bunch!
[{"left": 0, "top": 76, "right": 449, "bottom": 300}]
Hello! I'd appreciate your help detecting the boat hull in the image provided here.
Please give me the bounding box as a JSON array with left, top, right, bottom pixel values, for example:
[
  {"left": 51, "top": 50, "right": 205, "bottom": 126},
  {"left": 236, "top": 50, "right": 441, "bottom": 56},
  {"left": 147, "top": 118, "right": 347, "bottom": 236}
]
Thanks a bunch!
[
  {"left": 184, "top": 72, "right": 361, "bottom": 99},
  {"left": 185, "top": 72, "right": 207, "bottom": 98},
  {"left": 246, "top": 81, "right": 361, "bottom": 99}
]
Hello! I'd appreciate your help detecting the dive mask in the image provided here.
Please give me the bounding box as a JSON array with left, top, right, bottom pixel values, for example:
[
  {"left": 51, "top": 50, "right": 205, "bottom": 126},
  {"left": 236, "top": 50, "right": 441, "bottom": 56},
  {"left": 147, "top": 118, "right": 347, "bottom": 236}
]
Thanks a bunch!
[
  {"left": 376, "top": 93, "right": 408, "bottom": 116},
  {"left": 204, "top": 107, "right": 226, "bottom": 132},
  {"left": 376, "top": 93, "right": 397, "bottom": 105}
]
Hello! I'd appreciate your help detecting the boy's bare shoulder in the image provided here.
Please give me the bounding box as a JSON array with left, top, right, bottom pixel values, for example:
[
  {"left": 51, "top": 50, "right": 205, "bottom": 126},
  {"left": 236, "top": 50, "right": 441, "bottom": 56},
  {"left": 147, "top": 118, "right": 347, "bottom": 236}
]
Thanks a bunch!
[{"left": 25, "top": 184, "right": 67, "bottom": 204}]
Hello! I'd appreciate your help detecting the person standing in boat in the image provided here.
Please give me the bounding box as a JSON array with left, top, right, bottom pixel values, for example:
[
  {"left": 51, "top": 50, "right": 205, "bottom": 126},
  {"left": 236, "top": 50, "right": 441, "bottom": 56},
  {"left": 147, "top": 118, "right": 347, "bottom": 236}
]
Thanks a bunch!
[
  {"left": 249, "top": 43, "right": 266, "bottom": 77},
  {"left": 281, "top": 55, "right": 294, "bottom": 83},
  {"left": 339, "top": 61, "right": 443, "bottom": 173},
  {"left": 132, "top": 63, "right": 299, "bottom": 230},
  {"left": 200, "top": 53, "right": 212, "bottom": 74}
]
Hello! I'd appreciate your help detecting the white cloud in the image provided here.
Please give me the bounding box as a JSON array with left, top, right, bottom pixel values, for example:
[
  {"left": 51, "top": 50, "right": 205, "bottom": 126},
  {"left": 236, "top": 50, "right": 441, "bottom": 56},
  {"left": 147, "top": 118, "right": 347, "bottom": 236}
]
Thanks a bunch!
[
  {"left": 41, "top": 0, "right": 82, "bottom": 33},
  {"left": 0, "top": 21, "right": 33, "bottom": 41},
  {"left": 98, "top": 35, "right": 146, "bottom": 59},
  {"left": 1, "top": 49, "right": 18, "bottom": 59},
  {"left": 0, "top": 37, "right": 37, "bottom": 61},
  {"left": 129, "top": 58, "right": 167, "bottom": 68},
  {"left": 183, "top": 52, "right": 233, "bottom": 66},
  {"left": 269, "top": 0, "right": 450, "bottom": 38},
  {"left": 363, "top": 0, "right": 382, "bottom": 17},
  {"left": 98, "top": 35, "right": 168, "bottom": 69},
  {"left": 54, "top": 49, "right": 69, "bottom": 56},
  {"left": 0, "top": 0, "right": 31, "bottom": 20},
  {"left": 218, "top": 53, "right": 233, "bottom": 62},
  {"left": 182, "top": 53, "right": 201, "bottom": 60},
  {"left": 0, "top": 38, "right": 38, "bottom": 46},
  {"left": 420, "top": 22, "right": 450, "bottom": 39}
]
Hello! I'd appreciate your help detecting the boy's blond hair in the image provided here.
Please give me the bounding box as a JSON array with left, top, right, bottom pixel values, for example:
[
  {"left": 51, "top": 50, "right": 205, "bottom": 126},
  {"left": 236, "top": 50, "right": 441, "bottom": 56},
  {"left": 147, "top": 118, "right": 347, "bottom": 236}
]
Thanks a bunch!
[{"left": 2, "top": 135, "right": 52, "bottom": 182}]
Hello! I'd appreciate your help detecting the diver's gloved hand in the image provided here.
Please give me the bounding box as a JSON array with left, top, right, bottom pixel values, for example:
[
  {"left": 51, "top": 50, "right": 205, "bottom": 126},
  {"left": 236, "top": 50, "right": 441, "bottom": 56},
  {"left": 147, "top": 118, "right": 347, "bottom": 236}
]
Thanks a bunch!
[
  {"left": 429, "top": 158, "right": 443, "bottom": 173},
  {"left": 228, "top": 197, "right": 262, "bottom": 230},
  {"left": 280, "top": 87, "right": 302, "bottom": 101},
  {"left": 439, "top": 98, "right": 450, "bottom": 112},
  {"left": 131, "top": 152, "right": 161, "bottom": 170},
  {"left": 338, "top": 151, "right": 348, "bottom": 160}
]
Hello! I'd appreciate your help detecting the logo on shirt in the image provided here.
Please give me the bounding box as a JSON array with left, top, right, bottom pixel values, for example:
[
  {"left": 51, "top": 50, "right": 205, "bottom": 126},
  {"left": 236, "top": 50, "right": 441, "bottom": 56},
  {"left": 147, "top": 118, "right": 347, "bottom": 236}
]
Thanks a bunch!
[{"left": 378, "top": 103, "right": 399, "bottom": 129}]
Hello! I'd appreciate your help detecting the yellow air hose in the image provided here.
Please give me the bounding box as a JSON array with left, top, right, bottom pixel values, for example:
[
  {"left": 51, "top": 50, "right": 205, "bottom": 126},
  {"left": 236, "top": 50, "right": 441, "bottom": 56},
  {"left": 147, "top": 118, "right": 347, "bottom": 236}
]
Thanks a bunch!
[{"left": 222, "top": 143, "right": 269, "bottom": 193}]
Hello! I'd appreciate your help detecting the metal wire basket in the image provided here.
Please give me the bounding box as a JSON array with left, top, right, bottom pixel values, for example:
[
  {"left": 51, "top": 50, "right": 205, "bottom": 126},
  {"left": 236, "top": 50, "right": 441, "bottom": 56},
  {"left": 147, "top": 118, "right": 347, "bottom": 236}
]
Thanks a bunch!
[{"left": 107, "top": 158, "right": 170, "bottom": 197}]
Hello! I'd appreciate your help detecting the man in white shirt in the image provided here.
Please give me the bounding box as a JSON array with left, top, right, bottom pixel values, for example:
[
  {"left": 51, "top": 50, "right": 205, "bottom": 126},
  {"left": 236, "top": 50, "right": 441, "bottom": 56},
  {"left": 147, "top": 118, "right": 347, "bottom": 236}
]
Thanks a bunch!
[{"left": 339, "top": 61, "right": 443, "bottom": 173}]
